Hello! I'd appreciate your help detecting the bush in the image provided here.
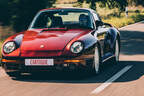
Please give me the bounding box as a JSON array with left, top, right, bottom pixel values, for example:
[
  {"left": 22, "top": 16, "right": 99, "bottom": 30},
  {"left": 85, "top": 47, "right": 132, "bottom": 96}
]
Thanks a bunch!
[
  {"left": 0, "top": 0, "right": 56, "bottom": 32},
  {"left": 0, "top": 26, "right": 15, "bottom": 41},
  {"left": 131, "top": 14, "right": 144, "bottom": 22},
  {"left": 103, "top": 13, "right": 144, "bottom": 28}
]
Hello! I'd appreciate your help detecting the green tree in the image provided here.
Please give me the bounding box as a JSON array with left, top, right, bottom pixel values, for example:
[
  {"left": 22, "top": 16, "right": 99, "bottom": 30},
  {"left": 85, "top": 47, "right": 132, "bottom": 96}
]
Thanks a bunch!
[
  {"left": 89, "top": 0, "right": 96, "bottom": 10},
  {"left": 0, "top": 0, "right": 10, "bottom": 25},
  {"left": 128, "top": 0, "right": 144, "bottom": 6},
  {"left": 78, "top": 0, "right": 128, "bottom": 16},
  {"left": 100, "top": 0, "right": 128, "bottom": 16},
  {"left": 78, "top": 0, "right": 97, "bottom": 10},
  {"left": 0, "top": 0, "right": 56, "bottom": 32}
]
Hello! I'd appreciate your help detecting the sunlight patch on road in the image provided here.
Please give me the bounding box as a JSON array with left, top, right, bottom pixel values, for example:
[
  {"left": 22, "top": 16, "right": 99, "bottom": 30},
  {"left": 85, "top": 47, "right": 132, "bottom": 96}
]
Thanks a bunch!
[{"left": 0, "top": 68, "right": 7, "bottom": 78}]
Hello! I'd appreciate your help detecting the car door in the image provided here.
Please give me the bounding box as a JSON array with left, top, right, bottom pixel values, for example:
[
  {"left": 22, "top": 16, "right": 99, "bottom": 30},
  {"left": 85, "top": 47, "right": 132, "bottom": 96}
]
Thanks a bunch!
[{"left": 92, "top": 12, "right": 110, "bottom": 57}]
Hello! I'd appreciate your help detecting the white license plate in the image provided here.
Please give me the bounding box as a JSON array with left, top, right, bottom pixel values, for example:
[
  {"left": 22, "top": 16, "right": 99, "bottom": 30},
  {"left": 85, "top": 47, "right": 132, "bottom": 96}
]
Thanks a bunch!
[{"left": 25, "top": 59, "right": 54, "bottom": 66}]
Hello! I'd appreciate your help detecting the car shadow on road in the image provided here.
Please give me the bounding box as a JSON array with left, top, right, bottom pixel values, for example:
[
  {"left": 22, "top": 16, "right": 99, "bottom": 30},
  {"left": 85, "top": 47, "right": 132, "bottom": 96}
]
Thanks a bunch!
[{"left": 13, "top": 61, "right": 144, "bottom": 84}]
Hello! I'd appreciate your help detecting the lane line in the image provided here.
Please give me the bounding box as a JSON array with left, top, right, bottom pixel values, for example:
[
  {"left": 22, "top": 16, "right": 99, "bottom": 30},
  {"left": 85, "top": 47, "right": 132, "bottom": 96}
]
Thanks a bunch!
[{"left": 91, "top": 65, "right": 133, "bottom": 94}]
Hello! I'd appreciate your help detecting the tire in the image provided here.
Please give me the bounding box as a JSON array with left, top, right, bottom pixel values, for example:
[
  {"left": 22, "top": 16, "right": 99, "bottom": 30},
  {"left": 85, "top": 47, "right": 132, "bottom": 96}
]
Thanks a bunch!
[
  {"left": 112, "top": 39, "right": 120, "bottom": 64},
  {"left": 91, "top": 45, "right": 102, "bottom": 74}
]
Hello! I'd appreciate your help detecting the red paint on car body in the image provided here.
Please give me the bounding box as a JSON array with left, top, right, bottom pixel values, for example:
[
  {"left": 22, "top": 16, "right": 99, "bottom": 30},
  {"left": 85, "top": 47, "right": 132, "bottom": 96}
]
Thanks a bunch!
[{"left": 20, "top": 28, "right": 92, "bottom": 57}]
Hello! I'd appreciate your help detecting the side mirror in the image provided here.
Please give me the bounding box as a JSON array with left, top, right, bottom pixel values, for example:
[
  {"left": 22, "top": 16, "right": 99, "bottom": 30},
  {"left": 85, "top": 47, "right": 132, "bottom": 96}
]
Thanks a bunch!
[{"left": 95, "top": 20, "right": 103, "bottom": 27}]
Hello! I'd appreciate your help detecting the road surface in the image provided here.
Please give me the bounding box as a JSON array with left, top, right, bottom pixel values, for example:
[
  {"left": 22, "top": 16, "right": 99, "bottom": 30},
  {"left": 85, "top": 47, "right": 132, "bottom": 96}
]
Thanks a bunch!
[{"left": 0, "top": 21, "right": 144, "bottom": 96}]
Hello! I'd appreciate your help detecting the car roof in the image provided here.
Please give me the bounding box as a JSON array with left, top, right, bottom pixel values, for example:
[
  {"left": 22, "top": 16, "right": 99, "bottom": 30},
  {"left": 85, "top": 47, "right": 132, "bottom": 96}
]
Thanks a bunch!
[{"left": 40, "top": 7, "right": 95, "bottom": 12}]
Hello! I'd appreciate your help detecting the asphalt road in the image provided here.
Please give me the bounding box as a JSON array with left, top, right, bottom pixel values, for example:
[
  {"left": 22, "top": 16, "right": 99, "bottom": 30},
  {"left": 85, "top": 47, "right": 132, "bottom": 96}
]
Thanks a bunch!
[{"left": 0, "top": 21, "right": 144, "bottom": 96}]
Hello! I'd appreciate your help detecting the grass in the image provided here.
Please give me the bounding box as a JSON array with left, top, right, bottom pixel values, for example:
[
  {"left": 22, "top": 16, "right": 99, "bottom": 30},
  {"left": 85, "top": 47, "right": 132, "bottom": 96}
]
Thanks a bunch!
[{"left": 103, "top": 13, "right": 144, "bottom": 28}]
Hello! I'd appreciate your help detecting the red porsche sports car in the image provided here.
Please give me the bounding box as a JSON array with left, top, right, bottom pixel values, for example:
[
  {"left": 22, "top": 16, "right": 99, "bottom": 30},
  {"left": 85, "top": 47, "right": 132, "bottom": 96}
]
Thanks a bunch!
[{"left": 1, "top": 8, "right": 120, "bottom": 77}]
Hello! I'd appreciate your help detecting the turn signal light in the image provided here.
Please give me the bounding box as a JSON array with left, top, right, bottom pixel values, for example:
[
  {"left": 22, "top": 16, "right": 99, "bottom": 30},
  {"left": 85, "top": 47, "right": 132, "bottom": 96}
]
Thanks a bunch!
[
  {"left": 64, "top": 60, "right": 83, "bottom": 63},
  {"left": 2, "top": 59, "right": 17, "bottom": 63}
]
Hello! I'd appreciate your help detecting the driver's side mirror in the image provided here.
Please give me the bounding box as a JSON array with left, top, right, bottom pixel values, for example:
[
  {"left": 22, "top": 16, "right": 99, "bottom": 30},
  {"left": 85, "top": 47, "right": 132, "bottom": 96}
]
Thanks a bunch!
[{"left": 95, "top": 20, "right": 103, "bottom": 27}]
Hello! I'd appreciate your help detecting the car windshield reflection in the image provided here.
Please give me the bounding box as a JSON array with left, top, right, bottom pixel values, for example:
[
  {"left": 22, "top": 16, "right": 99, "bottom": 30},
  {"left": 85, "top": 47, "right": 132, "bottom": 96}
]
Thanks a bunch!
[{"left": 30, "top": 9, "right": 94, "bottom": 29}]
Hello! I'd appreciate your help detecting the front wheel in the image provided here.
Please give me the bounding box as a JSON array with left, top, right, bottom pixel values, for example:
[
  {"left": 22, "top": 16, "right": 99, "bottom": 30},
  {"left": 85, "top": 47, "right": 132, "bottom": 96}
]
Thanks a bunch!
[{"left": 91, "top": 46, "right": 102, "bottom": 74}]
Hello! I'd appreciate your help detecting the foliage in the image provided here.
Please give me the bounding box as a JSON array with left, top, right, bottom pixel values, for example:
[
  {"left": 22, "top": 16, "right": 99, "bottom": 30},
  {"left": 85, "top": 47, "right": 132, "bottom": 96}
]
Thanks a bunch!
[
  {"left": 103, "top": 13, "right": 144, "bottom": 28},
  {"left": 77, "top": 0, "right": 128, "bottom": 13},
  {"left": 0, "top": 26, "right": 15, "bottom": 40},
  {"left": 130, "top": 14, "right": 144, "bottom": 22},
  {"left": 0, "top": 0, "right": 56, "bottom": 32},
  {"left": 0, "top": 0, "right": 10, "bottom": 25},
  {"left": 100, "top": 0, "right": 128, "bottom": 11},
  {"left": 77, "top": 0, "right": 97, "bottom": 10},
  {"left": 128, "top": 0, "right": 144, "bottom": 6}
]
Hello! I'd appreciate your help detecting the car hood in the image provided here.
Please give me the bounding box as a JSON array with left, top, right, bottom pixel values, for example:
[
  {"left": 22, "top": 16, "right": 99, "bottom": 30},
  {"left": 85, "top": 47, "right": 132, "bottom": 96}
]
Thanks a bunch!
[{"left": 20, "top": 28, "right": 91, "bottom": 54}]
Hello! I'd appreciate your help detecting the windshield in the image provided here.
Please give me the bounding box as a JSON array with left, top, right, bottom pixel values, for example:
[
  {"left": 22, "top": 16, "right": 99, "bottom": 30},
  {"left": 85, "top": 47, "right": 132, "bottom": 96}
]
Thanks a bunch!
[{"left": 30, "top": 9, "right": 94, "bottom": 29}]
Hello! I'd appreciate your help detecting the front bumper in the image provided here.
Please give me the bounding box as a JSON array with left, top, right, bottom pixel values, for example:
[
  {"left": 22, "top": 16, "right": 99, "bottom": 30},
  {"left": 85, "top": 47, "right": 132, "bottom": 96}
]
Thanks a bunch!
[{"left": 1, "top": 57, "right": 92, "bottom": 73}]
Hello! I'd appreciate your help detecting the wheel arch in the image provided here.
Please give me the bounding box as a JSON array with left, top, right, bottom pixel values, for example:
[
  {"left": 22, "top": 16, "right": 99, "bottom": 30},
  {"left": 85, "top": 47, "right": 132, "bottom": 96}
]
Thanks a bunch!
[{"left": 108, "top": 28, "right": 120, "bottom": 49}]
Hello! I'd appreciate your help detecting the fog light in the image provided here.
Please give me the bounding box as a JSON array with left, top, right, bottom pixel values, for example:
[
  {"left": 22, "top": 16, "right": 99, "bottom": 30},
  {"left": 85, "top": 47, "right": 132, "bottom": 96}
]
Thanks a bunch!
[{"left": 2, "top": 59, "right": 17, "bottom": 63}]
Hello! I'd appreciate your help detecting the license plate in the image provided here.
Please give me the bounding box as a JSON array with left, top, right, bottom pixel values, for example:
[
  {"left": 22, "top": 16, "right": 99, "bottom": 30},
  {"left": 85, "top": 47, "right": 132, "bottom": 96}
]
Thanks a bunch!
[{"left": 25, "top": 59, "right": 54, "bottom": 66}]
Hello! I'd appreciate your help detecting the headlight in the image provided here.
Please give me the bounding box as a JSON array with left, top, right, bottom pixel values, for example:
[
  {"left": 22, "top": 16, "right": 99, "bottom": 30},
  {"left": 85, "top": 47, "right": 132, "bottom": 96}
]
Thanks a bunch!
[
  {"left": 3, "top": 41, "right": 16, "bottom": 54},
  {"left": 71, "top": 41, "right": 84, "bottom": 54}
]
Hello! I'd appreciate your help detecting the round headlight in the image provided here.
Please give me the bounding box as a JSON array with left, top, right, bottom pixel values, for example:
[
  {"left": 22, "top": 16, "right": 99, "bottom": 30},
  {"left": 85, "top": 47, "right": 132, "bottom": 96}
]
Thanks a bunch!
[
  {"left": 3, "top": 41, "right": 16, "bottom": 54},
  {"left": 71, "top": 41, "right": 83, "bottom": 54}
]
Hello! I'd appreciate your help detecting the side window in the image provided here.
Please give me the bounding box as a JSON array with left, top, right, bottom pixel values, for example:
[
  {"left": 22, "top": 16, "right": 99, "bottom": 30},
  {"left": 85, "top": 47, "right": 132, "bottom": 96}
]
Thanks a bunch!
[{"left": 92, "top": 12, "right": 101, "bottom": 21}]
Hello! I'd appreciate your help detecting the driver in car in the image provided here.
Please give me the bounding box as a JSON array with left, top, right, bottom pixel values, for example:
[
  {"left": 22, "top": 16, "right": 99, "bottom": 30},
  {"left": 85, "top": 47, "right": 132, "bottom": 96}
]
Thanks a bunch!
[{"left": 79, "top": 14, "right": 90, "bottom": 27}]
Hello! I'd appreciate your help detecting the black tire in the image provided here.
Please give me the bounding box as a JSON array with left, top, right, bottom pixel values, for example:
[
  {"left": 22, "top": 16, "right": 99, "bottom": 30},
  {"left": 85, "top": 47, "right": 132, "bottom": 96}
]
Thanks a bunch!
[
  {"left": 87, "top": 45, "right": 102, "bottom": 75},
  {"left": 112, "top": 39, "right": 120, "bottom": 64}
]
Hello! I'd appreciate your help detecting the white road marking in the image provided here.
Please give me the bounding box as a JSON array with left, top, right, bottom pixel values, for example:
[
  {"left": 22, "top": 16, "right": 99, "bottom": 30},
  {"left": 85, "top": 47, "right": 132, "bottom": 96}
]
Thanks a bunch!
[{"left": 91, "top": 65, "right": 133, "bottom": 94}]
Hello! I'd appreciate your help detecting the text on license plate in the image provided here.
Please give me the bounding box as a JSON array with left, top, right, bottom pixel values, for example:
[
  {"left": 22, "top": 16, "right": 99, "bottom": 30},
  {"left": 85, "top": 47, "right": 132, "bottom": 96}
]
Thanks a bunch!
[{"left": 25, "top": 59, "right": 54, "bottom": 66}]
